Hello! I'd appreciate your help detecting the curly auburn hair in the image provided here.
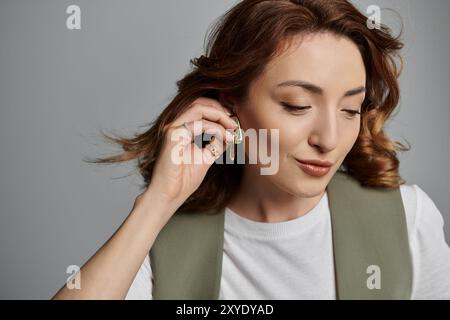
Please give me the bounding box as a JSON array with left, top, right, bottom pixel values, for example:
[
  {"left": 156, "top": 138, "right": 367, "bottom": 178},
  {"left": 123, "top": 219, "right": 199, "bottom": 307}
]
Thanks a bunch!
[{"left": 86, "top": 0, "right": 410, "bottom": 213}]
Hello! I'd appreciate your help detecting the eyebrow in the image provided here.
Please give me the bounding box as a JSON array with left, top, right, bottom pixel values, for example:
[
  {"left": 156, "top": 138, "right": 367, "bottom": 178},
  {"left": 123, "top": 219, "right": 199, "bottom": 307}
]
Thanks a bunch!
[{"left": 276, "top": 80, "right": 366, "bottom": 97}]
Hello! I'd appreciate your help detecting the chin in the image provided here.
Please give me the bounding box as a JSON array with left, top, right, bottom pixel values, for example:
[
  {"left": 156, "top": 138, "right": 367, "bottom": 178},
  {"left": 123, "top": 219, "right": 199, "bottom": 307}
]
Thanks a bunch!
[
  {"left": 280, "top": 180, "right": 326, "bottom": 198},
  {"left": 296, "top": 187, "right": 325, "bottom": 198}
]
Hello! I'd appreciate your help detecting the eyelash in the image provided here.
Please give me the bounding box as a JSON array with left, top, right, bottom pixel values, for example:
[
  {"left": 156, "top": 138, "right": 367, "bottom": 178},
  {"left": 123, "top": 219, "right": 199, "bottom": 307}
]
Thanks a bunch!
[{"left": 281, "top": 102, "right": 361, "bottom": 117}]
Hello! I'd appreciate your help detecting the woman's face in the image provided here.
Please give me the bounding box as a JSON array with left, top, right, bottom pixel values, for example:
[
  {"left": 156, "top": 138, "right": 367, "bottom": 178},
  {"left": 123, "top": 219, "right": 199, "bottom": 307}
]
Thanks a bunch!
[{"left": 236, "top": 32, "right": 366, "bottom": 197}]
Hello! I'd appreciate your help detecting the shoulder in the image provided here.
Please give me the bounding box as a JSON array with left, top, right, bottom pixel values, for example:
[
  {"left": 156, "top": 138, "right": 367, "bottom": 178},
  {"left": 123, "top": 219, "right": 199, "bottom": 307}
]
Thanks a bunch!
[
  {"left": 399, "top": 184, "right": 450, "bottom": 298},
  {"left": 399, "top": 183, "right": 446, "bottom": 237}
]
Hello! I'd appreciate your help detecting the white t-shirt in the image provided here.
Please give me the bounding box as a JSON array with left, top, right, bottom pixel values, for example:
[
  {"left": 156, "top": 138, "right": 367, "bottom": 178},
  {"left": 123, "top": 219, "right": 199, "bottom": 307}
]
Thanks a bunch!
[{"left": 125, "top": 184, "right": 450, "bottom": 299}]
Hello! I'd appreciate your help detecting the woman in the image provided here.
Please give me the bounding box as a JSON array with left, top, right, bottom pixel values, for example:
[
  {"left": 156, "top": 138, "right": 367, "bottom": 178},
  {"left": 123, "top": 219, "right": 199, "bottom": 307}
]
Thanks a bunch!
[{"left": 52, "top": 0, "right": 450, "bottom": 299}]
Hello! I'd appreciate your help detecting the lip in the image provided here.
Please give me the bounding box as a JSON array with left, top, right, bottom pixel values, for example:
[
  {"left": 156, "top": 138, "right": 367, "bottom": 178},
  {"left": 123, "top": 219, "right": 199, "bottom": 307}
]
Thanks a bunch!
[
  {"left": 295, "top": 158, "right": 333, "bottom": 177},
  {"left": 296, "top": 158, "right": 333, "bottom": 167}
]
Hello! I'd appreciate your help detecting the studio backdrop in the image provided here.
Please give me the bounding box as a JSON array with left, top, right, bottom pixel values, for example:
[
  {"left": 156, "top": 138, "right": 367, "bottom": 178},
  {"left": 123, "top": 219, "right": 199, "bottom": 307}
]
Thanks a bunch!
[{"left": 0, "top": 0, "right": 449, "bottom": 299}]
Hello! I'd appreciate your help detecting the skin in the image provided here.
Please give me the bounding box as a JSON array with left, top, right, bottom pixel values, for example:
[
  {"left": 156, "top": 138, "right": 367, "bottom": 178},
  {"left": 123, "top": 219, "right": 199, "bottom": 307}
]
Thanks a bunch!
[
  {"left": 51, "top": 31, "right": 366, "bottom": 300},
  {"left": 226, "top": 31, "right": 367, "bottom": 223}
]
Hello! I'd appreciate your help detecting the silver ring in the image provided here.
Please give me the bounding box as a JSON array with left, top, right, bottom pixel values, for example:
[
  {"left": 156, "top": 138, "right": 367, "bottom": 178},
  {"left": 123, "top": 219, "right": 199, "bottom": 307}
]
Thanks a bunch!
[{"left": 206, "top": 144, "right": 219, "bottom": 158}]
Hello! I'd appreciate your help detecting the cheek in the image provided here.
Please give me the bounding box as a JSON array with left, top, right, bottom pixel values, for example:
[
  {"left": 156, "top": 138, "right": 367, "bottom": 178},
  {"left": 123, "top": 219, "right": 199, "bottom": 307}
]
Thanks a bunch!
[
  {"left": 341, "top": 120, "right": 360, "bottom": 153},
  {"left": 245, "top": 107, "right": 278, "bottom": 130},
  {"left": 351, "top": 120, "right": 361, "bottom": 142},
  {"left": 277, "top": 122, "right": 309, "bottom": 149}
]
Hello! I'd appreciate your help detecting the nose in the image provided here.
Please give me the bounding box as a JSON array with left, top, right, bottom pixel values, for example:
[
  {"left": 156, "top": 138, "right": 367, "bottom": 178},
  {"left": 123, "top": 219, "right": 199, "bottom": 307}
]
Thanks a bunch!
[{"left": 307, "top": 107, "right": 339, "bottom": 153}]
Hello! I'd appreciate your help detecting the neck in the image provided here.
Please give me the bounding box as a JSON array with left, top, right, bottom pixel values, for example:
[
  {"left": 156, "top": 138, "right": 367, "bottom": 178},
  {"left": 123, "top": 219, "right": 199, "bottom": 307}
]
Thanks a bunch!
[{"left": 227, "top": 164, "right": 325, "bottom": 223}]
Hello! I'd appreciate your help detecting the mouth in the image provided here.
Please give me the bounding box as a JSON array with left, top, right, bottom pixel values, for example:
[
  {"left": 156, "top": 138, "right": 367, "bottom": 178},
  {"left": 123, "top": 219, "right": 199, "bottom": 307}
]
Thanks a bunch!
[{"left": 295, "top": 158, "right": 333, "bottom": 177}]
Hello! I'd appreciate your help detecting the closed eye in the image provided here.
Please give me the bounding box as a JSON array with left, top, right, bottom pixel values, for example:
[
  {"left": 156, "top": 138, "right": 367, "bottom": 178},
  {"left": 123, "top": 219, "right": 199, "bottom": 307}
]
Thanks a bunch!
[
  {"left": 280, "top": 102, "right": 311, "bottom": 112},
  {"left": 281, "top": 102, "right": 361, "bottom": 117},
  {"left": 342, "top": 109, "right": 361, "bottom": 116}
]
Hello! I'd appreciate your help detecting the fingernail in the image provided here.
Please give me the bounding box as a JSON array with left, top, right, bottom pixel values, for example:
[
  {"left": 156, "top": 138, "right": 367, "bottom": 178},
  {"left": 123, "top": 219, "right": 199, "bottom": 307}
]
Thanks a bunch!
[{"left": 226, "top": 130, "right": 234, "bottom": 142}]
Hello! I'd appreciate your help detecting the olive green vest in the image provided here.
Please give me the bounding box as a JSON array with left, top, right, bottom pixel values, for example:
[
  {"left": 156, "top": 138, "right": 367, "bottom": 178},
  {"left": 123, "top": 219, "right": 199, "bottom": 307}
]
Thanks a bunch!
[{"left": 149, "top": 170, "right": 413, "bottom": 299}]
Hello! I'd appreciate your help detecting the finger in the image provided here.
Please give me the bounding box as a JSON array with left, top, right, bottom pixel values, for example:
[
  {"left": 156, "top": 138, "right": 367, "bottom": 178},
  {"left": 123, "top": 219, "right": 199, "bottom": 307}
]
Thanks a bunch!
[
  {"left": 202, "top": 134, "right": 228, "bottom": 165},
  {"left": 194, "top": 97, "right": 233, "bottom": 117},
  {"left": 178, "top": 119, "right": 234, "bottom": 144},
  {"left": 171, "top": 104, "right": 237, "bottom": 131},
  {"left": 166, "top": 122, "right": 194, "bottom": 147},
  {"left": 168, "top": 120, "right": 234, "bottom": 166},
  {"left": 199, "top": 119, "right": 235, "bottom": 144}
]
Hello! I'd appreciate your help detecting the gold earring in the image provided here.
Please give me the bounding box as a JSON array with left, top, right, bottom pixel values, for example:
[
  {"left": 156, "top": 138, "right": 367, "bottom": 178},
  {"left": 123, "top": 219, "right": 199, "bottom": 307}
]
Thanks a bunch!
[{"left": 230, "top": 115, "right": 243, "bottom": 161}]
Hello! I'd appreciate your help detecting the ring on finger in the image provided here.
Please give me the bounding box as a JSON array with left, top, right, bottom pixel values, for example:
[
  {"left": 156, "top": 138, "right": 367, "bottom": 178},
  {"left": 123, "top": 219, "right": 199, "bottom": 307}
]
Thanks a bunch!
[{"left": 206, "top": 144, "right": 219, "bottom": 158}]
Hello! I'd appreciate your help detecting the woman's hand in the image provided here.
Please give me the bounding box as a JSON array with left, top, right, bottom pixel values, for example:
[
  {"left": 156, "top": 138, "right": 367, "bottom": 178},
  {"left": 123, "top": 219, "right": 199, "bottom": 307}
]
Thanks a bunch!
[{"left": 137, "top": 97, "right": 237, "bottom": 210}]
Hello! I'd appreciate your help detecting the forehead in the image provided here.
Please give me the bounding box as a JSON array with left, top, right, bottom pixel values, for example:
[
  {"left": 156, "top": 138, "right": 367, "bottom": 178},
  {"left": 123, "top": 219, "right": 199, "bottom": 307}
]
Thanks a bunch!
[{"left": 256, "top": 32, "right": 366, "bottom": 94}]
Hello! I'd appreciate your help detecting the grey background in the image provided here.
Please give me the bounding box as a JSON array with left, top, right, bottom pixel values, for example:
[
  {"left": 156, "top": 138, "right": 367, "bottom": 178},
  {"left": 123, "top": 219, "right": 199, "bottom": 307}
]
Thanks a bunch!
[{"left": 0, "top": 0, "right": 449, "bottom": 299}]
